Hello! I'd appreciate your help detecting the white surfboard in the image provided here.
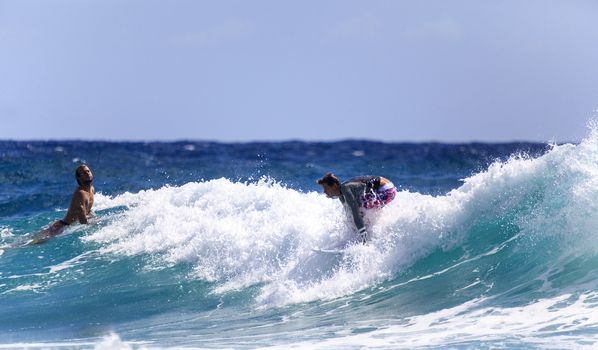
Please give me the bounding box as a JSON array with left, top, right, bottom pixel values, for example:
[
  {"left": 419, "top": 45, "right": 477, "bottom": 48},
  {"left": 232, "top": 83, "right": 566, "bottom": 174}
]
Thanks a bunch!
[{"left": 311, "top": 247, "right": 346, "bottom": 254}]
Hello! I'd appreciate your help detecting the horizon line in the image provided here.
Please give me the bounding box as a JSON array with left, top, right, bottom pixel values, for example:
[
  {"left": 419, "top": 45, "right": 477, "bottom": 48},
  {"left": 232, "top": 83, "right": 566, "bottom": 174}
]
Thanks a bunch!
[{"left": 0, "top": 137, "right": 572, "bottom": 145}]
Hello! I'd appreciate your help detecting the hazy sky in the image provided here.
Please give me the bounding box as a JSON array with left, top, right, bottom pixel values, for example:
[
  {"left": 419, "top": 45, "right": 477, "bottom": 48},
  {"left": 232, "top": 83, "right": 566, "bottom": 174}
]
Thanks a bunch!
[{"left": 1, "top": 1, "right": 597, "bottom": 142}]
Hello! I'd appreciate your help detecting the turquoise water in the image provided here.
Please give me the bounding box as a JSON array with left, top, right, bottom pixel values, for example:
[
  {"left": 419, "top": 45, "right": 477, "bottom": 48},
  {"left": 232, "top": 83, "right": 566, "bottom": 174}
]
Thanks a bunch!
[{"left": 1, "top": 130, "right": 598, "bottom": 349}]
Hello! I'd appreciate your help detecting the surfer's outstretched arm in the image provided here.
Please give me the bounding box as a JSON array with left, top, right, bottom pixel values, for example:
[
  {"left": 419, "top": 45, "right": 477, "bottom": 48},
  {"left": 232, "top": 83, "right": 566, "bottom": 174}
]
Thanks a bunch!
[
  {"left": 340, "top": 181, "right": 368, "bottom": 243},
  {"left": 317, "top": 173, "right": 371, "bottom": 243}
]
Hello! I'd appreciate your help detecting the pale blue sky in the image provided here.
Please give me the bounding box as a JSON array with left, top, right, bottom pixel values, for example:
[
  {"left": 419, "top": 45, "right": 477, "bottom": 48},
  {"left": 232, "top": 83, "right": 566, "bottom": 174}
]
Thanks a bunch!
[{"left": 1, "top": 1, "right": 597, "bottom": 142}]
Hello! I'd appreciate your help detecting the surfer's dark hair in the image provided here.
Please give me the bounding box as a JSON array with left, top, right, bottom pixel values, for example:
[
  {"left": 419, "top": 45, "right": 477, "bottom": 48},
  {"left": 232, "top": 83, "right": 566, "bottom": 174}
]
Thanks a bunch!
[
  {"left": 75, "top": 164, "right": 89, "bottom": 186},
  {"left": 317, "top": 173, "right": 340, "bottom": 187}
]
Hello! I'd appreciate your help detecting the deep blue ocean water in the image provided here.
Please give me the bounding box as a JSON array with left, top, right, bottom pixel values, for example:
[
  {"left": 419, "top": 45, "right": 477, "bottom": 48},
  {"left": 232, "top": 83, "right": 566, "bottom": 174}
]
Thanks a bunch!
[{"left": 1, "top": 130, "right": 598, "bottom": 349}]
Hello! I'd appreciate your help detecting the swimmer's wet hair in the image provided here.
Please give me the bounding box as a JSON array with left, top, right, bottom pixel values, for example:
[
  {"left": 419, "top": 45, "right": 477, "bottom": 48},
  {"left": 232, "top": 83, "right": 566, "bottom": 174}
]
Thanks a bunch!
[
  {"left": 75, "top": 164, "right": 89, "bottom": 185},
  {"left": 317, "top": 173, "right": 340, "bottom": 187}
]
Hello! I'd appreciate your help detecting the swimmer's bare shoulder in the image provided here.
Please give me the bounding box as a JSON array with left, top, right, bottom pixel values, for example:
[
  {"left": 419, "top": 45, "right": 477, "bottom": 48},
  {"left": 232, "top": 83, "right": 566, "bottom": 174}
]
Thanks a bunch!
[{"left": 64, "top": 186, "right": 94, "bottom": 224}]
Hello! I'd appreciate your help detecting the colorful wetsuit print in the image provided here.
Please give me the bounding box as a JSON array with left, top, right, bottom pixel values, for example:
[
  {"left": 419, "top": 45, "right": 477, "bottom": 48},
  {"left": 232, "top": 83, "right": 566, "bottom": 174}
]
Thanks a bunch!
[{"left": 361, "top": 182, "right": 396, "bottom": 209}]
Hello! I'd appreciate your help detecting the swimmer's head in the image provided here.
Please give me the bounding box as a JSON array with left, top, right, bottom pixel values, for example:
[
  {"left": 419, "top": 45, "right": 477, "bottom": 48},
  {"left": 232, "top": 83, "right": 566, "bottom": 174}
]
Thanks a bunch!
[{"left": 75, "top": 164, "right": 93, "bottom": 186}]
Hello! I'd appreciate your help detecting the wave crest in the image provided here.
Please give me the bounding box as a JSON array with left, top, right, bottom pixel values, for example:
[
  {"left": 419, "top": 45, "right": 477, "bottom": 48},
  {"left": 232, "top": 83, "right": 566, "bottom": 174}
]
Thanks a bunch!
[{"left": 87, "top": 128, "right": 598, "bottom": 307}]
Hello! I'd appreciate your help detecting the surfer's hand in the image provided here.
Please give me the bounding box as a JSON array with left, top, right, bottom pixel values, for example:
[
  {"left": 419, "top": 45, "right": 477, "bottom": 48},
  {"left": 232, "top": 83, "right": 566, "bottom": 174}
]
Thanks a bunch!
[{"left": 358, "top": 227, "right": 368, "bottom": 244}]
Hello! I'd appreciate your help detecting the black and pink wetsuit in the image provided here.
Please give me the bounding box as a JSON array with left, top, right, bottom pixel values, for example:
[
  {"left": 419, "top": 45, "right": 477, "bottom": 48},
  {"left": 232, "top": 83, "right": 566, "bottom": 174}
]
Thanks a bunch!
[{"left": 338, "top": 176, "right": 396, "bottom": 242}]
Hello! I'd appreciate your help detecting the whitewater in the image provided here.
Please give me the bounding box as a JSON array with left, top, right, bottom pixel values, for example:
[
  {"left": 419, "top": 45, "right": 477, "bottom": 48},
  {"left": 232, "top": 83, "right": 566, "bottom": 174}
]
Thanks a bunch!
[{"left": 1, "top": 126, "right": 598, "bottom": 349}]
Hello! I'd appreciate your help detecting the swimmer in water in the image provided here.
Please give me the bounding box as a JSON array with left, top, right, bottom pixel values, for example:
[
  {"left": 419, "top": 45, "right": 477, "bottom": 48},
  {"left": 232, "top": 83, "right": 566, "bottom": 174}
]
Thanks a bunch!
[{"left": 30, "top": 164, "right": 95, "bottom": 244}]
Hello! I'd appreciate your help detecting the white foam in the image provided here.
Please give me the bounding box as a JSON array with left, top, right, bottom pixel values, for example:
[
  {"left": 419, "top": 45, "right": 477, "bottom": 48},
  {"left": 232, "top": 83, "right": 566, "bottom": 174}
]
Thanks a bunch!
[
  {"left": 0, "top": 227, "right": 14, "bottom": 239},
  {"left": 1, "top": 283, "right": 43, "bottom": 295},
  {"left": 94, "top": 333, "right": 152, "bottom": 350},
  {"left": 0, "top": 334, "right": 153, "bottom": 350},
  {"left": 86, "top": 178, "right": 350, "bottom": 289},
  {"left": 48, "top": 251, "right": 93, "bottom": 273},
  {"left": 0, "top": 227, "right": 16, "bottom": 248}
]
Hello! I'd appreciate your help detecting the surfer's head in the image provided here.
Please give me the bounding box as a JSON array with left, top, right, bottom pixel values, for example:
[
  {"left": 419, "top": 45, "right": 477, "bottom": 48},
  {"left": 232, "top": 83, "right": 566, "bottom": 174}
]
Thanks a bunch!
[
  {"left": 75, "top": 164, "right": 93, "bottom": 186},
  {"left": 317, "top": 173, "right": 341, "bottom": 197}
]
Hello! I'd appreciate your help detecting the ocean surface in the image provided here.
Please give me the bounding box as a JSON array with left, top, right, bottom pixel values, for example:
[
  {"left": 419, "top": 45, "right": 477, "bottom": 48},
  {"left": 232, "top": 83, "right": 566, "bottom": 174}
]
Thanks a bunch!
[{"left": 1, "top": 128, "right": 598, "bottom": 349}]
